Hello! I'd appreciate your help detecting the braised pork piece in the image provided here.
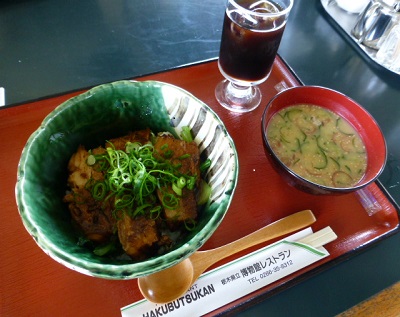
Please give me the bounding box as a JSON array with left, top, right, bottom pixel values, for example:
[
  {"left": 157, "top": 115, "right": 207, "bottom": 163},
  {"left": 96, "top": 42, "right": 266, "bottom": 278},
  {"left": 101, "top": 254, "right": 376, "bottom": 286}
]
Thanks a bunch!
[
  {"left": 154, "top": 134, "right": 200, "bottom": 225},
  {"left": 63, "top": 128, "right": 205, "bottom": 260},
  {"left": 63, "top": 145, "right": 114, "bottom": 243}
]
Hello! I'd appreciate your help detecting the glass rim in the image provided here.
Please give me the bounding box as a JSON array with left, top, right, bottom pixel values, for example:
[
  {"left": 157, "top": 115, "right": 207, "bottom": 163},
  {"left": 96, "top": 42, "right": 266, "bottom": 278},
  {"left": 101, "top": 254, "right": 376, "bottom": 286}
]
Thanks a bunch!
[{"left": 228, "top": 0, "right": 294, "bottom": 18}]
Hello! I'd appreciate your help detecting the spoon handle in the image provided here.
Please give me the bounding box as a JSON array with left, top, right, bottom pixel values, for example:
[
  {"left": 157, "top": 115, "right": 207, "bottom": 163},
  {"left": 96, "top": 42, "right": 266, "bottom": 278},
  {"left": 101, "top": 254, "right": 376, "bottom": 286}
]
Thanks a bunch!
[{"left": 190, "top": 209, "right": 316, "bottom": 281}]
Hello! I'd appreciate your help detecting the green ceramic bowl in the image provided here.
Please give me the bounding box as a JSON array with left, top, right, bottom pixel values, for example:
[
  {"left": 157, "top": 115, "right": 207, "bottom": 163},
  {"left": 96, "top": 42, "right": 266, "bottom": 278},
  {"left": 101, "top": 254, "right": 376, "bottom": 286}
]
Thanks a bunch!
[{"left": 16, "top": 80, "right": 238, "bottom": 279}]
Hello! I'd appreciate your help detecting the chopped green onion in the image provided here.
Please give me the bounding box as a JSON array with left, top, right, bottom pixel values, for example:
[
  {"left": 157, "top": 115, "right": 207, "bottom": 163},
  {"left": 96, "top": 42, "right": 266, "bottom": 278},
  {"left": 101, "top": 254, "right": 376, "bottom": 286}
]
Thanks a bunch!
[
  {"left": 126, "top": 142, "right": 140, "bottom": 153},
  {"left": 184, "top": 218, "right": 197, "bottom": 231},
  {"left": 181, "top": 126, "right": 193, "bottom": 142},
  {"left": 196, "top": 180, "right": 211, "bottom": 205},
  {"left": 115, "top": 194, "right": 134, "bottom": 209},
  {"left": 177, "top": 177, "right": 186, "bottom": 189},
  {"left": 186, "top": 176, "right": 196, "bottom": 190},
  {"left": 92, "top": 182, "right": 108, "bottom": 200},
  {"left": 172, "top": 182, "right": 182, "bottom": 196},
  {"left": 149, "top": 206, "right": 162, "bottom": 219},
  {"left": 173, "top": 163, "right": 182, "bottom": 169},
  {"left": 87, "top": 154, "right": 96, "bottom": 166},
  {"left": 84, "top": 178, "right": 96, "bottom": 190},
  {"left": 163, "top": 150, "right": 174, "bottom": 158},
  {"left": 200, "top": 159, "right": 211, "bottom": 173},
  {"left": 132, "top": 203, "right": 152, "bottom": 217},
  {"left": 162, "top": 192, "right": 179, "bottom": 210},
  {"left": 179, "top": 154, "right": 191, "bottom": 160},
  {"left": 93, "top": 240, "right": 116, "bottom": 256}
]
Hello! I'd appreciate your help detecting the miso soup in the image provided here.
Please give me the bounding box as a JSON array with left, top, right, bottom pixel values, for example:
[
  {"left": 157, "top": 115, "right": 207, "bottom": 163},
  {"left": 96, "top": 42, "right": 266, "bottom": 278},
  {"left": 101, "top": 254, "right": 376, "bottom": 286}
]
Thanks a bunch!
[{"left": 267, "top": 104, "right": 367, "bottom": 188}]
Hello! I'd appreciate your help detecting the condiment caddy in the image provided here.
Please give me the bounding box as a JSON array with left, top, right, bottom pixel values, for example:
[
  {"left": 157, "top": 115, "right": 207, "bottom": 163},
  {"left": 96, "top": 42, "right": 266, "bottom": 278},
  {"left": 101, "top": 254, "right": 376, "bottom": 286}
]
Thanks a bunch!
[{"left": 321, "top": 0, "right": 400, "bottom": 75}]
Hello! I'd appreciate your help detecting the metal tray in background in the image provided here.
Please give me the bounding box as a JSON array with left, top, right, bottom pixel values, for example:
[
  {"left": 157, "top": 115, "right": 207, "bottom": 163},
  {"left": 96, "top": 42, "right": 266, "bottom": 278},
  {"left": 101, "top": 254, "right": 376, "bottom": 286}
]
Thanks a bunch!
[{"left": 320, "top": 0, "right": 400, "bottom": 76}]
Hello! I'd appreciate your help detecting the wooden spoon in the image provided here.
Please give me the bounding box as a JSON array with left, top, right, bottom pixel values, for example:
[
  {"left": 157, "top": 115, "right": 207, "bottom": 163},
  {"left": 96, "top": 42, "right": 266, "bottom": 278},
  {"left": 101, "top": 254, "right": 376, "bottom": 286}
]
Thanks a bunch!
[{"left": 138, "top": 209, "right": 316, "bottom": 303}]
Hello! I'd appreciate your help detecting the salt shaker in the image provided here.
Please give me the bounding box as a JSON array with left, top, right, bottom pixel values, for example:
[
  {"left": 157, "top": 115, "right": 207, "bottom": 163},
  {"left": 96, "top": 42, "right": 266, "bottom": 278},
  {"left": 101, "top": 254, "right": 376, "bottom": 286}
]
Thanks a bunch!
[
  {"left": 376, "top": 23, "right": 400, "bottom": 72},
  {"left": 351, "top": 0, "right": 400, "bottom": 50}
]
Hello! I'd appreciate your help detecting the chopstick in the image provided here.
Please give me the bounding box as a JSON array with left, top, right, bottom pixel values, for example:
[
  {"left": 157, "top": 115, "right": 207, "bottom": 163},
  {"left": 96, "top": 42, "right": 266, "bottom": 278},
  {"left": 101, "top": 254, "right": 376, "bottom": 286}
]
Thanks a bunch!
[{"left": 297, "top": 226, "right": 337, "bottom": 248}]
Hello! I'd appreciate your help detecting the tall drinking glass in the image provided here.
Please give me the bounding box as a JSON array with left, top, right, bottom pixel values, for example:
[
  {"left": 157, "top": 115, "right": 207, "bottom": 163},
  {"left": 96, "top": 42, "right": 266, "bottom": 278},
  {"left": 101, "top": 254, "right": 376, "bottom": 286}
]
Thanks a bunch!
[{"left": 215, "top": 0, "right": 293, "bottom": 113}]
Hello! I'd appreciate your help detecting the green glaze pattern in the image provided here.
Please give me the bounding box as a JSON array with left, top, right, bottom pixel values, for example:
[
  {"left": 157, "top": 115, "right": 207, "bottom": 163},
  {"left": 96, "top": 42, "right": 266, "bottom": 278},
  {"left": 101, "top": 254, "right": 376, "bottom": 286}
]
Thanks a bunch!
[{"left": 16, "top": 80, "right": 238, "bottom": 279}]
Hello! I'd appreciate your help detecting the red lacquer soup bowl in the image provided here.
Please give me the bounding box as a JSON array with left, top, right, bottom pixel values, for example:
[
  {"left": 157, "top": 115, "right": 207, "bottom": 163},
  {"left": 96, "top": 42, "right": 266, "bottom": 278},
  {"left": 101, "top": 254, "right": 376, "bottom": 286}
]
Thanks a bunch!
[{"left": 261, "top": 86, "right": 387, "bottom": 195}]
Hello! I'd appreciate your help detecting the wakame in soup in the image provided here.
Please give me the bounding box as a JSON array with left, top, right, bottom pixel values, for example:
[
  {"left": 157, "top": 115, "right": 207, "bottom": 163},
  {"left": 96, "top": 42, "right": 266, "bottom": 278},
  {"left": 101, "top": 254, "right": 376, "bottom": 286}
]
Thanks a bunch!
[{"left": 267, "top": 104, "right": 367, "bottom": 188}]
